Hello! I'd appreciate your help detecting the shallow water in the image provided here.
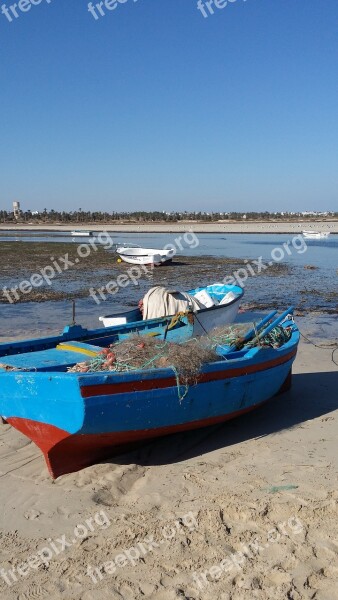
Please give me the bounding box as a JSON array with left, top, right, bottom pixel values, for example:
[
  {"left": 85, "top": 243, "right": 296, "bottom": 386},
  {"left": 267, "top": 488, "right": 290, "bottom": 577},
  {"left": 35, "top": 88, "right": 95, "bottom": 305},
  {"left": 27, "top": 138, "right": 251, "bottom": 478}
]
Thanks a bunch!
[{"left": 1, "top": 230, "right": 337, "bottom": 265}]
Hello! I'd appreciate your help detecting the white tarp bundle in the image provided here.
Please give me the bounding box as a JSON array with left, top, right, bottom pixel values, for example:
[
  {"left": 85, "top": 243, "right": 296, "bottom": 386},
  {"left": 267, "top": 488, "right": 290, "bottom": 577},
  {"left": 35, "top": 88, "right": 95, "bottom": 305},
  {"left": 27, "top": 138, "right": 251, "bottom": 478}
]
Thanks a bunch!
[{"left": 142, "top": 286, "right": 204, "bottom": 321}]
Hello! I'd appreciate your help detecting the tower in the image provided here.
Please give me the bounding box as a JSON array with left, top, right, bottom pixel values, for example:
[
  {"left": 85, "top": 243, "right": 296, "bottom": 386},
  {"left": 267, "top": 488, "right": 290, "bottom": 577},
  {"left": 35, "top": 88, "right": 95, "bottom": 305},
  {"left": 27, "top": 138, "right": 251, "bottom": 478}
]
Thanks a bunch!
[{"left": 13, "top": 201, "right": 21, "bottom": 219}]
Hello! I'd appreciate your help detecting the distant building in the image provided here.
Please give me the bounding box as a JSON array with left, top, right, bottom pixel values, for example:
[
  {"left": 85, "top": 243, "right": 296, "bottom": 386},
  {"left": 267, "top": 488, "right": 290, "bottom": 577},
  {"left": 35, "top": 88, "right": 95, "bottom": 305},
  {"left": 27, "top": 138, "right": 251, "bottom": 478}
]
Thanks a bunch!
[{"left": 13, "top": 201, "right": 21, "bottom": 219}]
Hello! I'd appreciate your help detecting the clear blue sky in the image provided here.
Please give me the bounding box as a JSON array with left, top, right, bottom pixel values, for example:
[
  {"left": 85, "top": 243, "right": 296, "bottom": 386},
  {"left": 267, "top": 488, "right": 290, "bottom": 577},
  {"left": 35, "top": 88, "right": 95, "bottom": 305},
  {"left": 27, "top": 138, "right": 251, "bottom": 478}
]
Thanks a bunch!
[{"left": 0, "top": 0, "right": 337, "bottom": 213}]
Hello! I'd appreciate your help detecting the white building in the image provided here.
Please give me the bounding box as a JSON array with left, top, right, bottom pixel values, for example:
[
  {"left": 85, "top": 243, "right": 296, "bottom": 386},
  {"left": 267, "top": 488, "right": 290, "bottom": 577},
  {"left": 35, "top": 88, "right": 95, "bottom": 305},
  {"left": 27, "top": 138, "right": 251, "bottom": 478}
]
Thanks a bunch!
[{"left": 13, "top": 201, "right": 21, "bottom": 219}]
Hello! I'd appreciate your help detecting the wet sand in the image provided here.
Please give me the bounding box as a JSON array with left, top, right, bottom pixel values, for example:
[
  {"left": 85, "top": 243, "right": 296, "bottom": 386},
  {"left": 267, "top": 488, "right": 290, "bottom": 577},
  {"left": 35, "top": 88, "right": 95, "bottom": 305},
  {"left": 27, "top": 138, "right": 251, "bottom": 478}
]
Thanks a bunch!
[{"left": 0, "top": 322, "right": 337, "bottom": 600}]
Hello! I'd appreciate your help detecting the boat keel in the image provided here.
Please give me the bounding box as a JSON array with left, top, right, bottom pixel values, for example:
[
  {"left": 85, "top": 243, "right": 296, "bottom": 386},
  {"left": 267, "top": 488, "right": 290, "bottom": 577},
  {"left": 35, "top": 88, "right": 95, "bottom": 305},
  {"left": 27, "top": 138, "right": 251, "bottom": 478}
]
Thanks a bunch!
[{"left": 7, "top": 400, "right": 271, "bottom": 478}]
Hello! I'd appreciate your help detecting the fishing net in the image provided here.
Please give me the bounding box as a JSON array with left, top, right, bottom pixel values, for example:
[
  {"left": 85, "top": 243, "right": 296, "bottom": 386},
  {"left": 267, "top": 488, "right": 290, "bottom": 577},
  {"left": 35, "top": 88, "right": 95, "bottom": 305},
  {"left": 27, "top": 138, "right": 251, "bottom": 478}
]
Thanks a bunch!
[
  {"left": 0, "top": 363, "right": 28, "bottom": 372},
  {"left": 68, "top": 322, "right": 292, "bottom": 386},
  {"left": 250, "top": 325, "right": 292, "bottom": 349},
  {"left": 68, "top": 334, "right": 218, "bottom": 390}
]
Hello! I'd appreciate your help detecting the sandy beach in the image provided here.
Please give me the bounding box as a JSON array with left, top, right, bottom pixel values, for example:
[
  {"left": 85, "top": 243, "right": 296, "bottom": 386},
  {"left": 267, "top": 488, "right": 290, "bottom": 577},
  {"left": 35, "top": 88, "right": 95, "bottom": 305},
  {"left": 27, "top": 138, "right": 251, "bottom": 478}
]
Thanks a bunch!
[
  {"left": 0, "top": 322, "right": 337, "bottom": 600},
  {"left": 1, "top": 221, "right": 338, "bottom": 234}
]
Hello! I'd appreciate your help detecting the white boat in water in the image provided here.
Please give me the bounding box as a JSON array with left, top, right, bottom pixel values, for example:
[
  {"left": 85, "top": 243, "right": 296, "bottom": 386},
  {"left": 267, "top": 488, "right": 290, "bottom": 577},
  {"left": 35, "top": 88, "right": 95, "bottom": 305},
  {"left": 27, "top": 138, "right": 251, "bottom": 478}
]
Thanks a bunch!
[
  {"left": 116, "top": 246, "right": 173, "bottom": 265},
  {"left": 99, "top": 283, "right": 244, "bottom": 335},
  {"left": 302, "top": 230, "right": 330, "bottom": 240},
  {"left": 71, "top": 230, "right": 93, "bottom": 237}
]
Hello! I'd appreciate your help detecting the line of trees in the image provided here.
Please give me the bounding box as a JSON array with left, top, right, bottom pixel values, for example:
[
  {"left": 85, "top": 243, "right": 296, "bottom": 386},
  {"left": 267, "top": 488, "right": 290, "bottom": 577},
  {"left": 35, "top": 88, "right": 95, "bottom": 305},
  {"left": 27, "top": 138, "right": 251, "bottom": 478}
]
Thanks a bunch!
[{"left": 0, "top": 209, "right": 337, "bottom": 224}]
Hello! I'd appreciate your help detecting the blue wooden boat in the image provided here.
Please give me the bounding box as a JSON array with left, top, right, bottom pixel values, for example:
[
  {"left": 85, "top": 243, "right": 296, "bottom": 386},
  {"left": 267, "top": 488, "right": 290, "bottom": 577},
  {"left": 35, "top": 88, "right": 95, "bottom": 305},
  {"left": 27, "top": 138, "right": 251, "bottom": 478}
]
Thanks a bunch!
[
  {"left": 0, "top": 311, "right": 299, "bottom": 479},
  {"left": 99, "top": 283, "right": 244, "bottom": 335}
]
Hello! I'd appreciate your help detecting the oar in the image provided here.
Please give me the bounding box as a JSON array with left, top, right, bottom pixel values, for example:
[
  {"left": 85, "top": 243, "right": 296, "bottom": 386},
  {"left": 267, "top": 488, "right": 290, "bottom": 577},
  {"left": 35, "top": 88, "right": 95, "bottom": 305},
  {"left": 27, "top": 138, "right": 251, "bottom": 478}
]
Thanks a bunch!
[
  {"left": 248, "top": 306, "right": 294, "bottom": 345},
  {"left": 220, "top": 307, "right": 294, "bottom": 358},
  {"left": 220, "top": 310, "right": 278, "bottom": 356}
]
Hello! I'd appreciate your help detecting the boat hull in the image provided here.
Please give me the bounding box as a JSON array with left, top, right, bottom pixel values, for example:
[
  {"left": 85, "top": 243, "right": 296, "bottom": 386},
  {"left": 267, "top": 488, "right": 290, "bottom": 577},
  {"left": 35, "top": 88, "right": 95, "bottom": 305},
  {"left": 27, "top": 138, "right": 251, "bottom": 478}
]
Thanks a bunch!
[
  {"left": 302, "top": 230, "right": 330, "bottom": 239},
  {"left": 7, "top": 398, "right": 281, "bottom": 478},
  {"left": 71, "top": 231, "right": 92, "bottom": 237},
  {"left": 0, "top": 327, "right": 298, "bottom": 478},
  {"left": 118, "top": 254, "right": 172, "bottom": 266},
  {"left": 116, "top": 246, "right": 173, "bottom": 266},
  {"left": 192, "top": 298, "right": 241, "bottom": 335}
]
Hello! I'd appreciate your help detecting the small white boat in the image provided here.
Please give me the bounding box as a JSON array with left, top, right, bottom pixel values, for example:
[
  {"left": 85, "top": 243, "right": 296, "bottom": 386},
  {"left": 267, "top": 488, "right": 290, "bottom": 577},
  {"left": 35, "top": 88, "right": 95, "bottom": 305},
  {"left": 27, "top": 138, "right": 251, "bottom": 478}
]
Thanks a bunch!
[
  {"left": 99, "top": 283, "right": 244, "bottom": 335},
  {"left": 302, "top": 230, "right": 330, "bottom": 240},
  {"left": 71, "top": 230, "right": 93, "bottom": 237},
  {"left": 116, "top": 246, "right": 173, "bottom": 266}
]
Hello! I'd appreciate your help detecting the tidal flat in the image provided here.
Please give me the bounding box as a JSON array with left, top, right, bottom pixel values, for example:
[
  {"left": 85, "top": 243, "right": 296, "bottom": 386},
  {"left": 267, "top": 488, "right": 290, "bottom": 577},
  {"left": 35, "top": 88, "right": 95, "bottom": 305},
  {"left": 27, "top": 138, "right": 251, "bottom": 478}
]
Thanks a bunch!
[
  {"left": 0, "top": 238, "right": 336, "bottom": 342},
  {"left": 0, "top": 241, "right": 293, "bottom": 304}
]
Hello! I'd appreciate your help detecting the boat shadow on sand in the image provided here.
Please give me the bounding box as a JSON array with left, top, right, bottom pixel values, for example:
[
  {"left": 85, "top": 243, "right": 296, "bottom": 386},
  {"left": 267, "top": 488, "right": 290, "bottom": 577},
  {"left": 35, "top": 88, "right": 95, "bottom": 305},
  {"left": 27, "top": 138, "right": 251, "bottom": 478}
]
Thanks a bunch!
[{"left": 109, "top": 370, "right": 338, "bottom": 467}]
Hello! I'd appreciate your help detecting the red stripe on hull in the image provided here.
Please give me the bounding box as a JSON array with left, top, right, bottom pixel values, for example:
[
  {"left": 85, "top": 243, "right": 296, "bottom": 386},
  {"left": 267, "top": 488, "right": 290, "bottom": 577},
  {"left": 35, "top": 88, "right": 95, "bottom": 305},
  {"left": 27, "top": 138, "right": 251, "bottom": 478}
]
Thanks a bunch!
[{"left": 81, "top": 349, "right": 297, "bottom": 398}]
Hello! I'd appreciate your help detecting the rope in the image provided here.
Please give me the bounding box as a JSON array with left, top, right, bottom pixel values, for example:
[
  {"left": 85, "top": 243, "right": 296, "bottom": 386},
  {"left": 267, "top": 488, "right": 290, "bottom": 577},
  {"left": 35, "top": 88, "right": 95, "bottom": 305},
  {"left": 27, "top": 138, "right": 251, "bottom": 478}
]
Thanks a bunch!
[
  {"left": 191, "top": 310, "right": 209, "bottom": 336},
  {"left": 298, "top": 329, "right": 338, "bottom": 368},
  {"left": 166, "top": 311, "right": 189, "bottom": 331}
]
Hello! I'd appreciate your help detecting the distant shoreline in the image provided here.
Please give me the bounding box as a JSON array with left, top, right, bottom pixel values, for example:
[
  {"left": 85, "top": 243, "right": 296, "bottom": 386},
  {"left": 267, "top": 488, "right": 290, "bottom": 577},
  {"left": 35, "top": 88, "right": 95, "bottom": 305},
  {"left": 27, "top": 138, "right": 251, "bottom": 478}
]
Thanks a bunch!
[{"left": 1, "top": 220, "right": 338, "bottom": 234}]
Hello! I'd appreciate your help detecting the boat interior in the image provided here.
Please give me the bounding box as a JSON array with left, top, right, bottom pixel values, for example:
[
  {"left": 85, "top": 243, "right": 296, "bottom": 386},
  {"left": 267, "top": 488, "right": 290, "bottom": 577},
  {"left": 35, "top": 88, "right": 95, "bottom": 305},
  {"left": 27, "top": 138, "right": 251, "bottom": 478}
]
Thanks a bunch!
[
  {"left": 0, "top": 316, "right": 191, "bottom": 360},
  {"left": 0, "top": 338, "right": 253, "bottom": 373}
]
